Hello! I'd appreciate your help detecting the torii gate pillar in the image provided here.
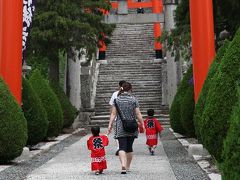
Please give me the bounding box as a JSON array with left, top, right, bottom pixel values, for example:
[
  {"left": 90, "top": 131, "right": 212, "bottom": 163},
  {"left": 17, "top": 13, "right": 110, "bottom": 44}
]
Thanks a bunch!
[
  {"left": 0, "top": 1, "right": 23, "bottom": 105},
  {"left": 152, "top": 0, "right": 163, "bottom": 59},
  {"left": 190, "top": 0, "right": 215, "bottom": 102}
]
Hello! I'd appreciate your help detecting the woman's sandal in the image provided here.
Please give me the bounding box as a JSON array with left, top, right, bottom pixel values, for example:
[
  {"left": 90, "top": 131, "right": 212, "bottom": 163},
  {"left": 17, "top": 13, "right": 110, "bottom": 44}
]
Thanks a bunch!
[{"left": 121, "top": 167, "right": 127, "bottom": 174}]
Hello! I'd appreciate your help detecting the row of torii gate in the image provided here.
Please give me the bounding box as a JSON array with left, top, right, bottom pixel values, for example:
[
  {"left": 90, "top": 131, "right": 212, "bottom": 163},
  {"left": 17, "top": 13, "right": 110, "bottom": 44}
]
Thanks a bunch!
[{"left": 0, "top": 0, "right": 215, "bottom": 105}]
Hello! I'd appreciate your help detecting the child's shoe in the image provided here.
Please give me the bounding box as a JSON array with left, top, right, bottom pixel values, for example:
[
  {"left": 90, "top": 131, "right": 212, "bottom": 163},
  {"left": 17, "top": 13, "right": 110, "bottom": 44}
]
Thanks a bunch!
[
  {"left": 95, "top": 170, "right": 100, "bottom": 175},
  {"left": 151, "top": 148, "right": 155, "bottom": 156},
  {"left": 148, "top": 147, "right": 152, "bottom": 154}
]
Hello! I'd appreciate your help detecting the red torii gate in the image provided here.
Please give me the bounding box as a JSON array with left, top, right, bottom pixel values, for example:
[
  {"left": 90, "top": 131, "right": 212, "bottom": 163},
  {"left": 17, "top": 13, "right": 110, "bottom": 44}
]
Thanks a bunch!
[
  {"left": 0, "top": 0, "right": 215, "bottom": 104},
  {"left": 99, "top": 0, "right": 163, "bottom": 59}
]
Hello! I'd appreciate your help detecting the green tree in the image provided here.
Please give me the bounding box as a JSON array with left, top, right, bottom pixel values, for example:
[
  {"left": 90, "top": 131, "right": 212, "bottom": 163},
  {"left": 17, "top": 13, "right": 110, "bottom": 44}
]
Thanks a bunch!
[
  {"left": 27, "top": 0, "right": 114, "bottom": 82},
  {"left": 201, "top": 28, "right": 240, "bottom": 162},
  {"left": 50, "top": 81, "right": 78, "bottom": 128},
  {"left": 158, "top": 0, "right": 191, "bottom": 61},
  {"left": 216, "top": 0, "right": 240, "bottom": 35},
  {"left": 194, "top": 40, "right": 230, "bottom": 142},
  {"left": 22, "top": 78, "right": 48, "bottom": 145},
  {"left": 170, "top": 66, "right": 193, "bottom": 135},
  {"left": 29, "top": 70, "right": 63, "bottom": 137},
  {"left": 0, "top": 78, "right": 27, "bottom": 163},
  {"left": 180, "top": 82, "right": 195, "bottom": 137},
  {"left": 221, "top": 83, "right": 240, "bottom": 180}
]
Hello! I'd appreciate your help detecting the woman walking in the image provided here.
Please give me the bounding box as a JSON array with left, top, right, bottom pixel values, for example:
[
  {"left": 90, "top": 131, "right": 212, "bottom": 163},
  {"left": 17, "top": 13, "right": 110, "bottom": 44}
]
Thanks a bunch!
[{"left": 107, "top": 82, "right": 144, "bottom": 174}]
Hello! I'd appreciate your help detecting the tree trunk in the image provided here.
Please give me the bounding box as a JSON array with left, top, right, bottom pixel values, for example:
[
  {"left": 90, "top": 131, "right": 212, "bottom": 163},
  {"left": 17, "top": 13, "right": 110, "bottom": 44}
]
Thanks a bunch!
[
  {"left": 66, "top": 49, "right": 74, "bottom": 98},
  {"left": 49, "top": 59, "right": 59, "bottom": 82}
]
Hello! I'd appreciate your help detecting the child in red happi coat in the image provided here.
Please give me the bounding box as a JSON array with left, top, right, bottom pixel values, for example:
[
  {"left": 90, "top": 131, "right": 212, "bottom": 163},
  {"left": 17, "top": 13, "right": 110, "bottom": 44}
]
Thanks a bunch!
[
  {"left": 144, "top": 109, "right": 163, "bottom": 155},
  {"left": 87, "top": 126, "right": 109, "bottom": 175}
]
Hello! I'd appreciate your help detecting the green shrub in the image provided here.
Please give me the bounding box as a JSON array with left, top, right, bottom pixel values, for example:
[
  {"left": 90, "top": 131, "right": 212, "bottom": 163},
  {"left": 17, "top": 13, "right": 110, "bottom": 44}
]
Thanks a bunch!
[
  {"left": 22, "top": 78, "right": 48, "bottom": 145},
  {"left": 170, "top": 65, "right": 193, "bottom": 134},
  {"left": 201, "top": 28, "right": 240, "bottom": 162},
  {"left": 221, "top": 84, "right": 240, "bottom": 180},
  {"left": 50, "top": 81, "right": 78, "bottom": 128},
  {"left": 0, "top": 78, "right": 27, "bottom": 163},
  {"left": 194, "top": 40, "right": 230, "bottom": 142},
  {"left": 180, "top": 83, "right": 195, "bottom": 137},
  {"left": 29, "top": 70, "right": 63, "bottom": 137}
]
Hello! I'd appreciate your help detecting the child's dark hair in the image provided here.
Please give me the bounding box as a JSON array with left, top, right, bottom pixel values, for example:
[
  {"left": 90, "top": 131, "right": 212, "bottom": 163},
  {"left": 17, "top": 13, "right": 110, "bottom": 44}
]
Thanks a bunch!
[
  {"left": 147, "top": 109, "right": 154, "bottom": 117},
  {"left": 91, "top": 126, "right": 100, "bottom": 137}
]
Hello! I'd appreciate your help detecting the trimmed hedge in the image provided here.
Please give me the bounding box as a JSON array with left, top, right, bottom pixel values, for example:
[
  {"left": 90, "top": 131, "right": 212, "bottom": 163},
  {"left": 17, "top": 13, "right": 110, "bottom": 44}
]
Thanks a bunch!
[
  {"left": 201, "top": 28, "right": 240, "bottom": 162},
  {"left": 194, "top": 40, "right": 230, "bottom": 142},
  {"left": 180, "top": 83, "right": 195, "bottom": 137},
  {"left": 221, "top": 84, "right": 240, "bottom": 180},
  {"left": 29, "top": 70, "right": 63, "bottom": 137},
  {"left": 22, "top": 78, "right": 48, "bottom": 145},
  {"left": 0, "top": 78, "right": 27, "bottom": 163},
  {"left": 50, "top": 81, "right": 78, "bottom": 128},
  {"left": 170, "top": 65, "right": 193, "bottom": 135}
]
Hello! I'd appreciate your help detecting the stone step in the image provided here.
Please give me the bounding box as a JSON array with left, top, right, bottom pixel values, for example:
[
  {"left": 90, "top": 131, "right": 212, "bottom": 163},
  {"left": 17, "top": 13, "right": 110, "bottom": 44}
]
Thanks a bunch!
[
  {"left": 89, "top": 119, "right": 170, "bottom": 126},
  {"left": 95, "top": 107, "right": 167, "bottom": 114},
  {"left": 91, "top": 23, "right": 165, "bottom": 127},
  {"left": 91, "top": 114, "right": 169, "bottom": 120}
]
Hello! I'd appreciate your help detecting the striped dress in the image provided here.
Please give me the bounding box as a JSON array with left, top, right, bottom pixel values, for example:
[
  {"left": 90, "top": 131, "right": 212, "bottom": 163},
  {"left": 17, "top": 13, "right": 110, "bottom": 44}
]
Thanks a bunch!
[{"left": 114, "top": 92, "right": 139, "bottom": 139}]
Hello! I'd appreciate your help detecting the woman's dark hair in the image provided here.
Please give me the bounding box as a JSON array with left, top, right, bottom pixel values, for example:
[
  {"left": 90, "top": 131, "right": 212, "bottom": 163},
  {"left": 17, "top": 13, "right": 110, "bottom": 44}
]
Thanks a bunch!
[
  {"left": 91, "top": 126, "right": 100, "bottom": 136},
  {"left": 147, "top": 109, "right": 154, "bottom": 117},
  {"left": 119, "top": 80, "right": 126, "bottom": 87},
  {"left": 118, "top": 82, "right": 132, "bottom": 96}
]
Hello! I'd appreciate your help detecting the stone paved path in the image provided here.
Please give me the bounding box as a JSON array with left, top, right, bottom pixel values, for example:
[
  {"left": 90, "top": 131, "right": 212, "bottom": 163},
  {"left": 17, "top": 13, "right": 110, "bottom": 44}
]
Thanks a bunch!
[{"left": 26, "top": 128, "right": 177, "bottom": 180}]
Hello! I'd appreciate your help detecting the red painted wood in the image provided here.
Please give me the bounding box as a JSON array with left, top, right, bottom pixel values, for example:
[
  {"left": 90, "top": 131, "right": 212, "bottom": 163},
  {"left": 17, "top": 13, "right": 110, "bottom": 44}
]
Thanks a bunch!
[
  {"left": 0, "top": 0, "right": 23, "bottom": 105},
  {"left": 190, "top": 0, "right": 215, "bottom": 102}
]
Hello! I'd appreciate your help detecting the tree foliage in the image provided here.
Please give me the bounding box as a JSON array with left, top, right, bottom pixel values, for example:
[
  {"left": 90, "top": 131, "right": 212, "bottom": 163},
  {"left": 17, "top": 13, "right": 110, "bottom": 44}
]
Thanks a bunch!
[
  {"left": 200, "top": 28, "right": 240, "bottom": 162},
  {"left": 0, "top": 78, "right": 27, "bottom": 163},
  {"left": 158, "top": 0, "right": 191, "bottom": 61},
  {"left": 22, "top": 78, "right": 48, "bottom": 145},
  {"left": 194, "top": 40, "right": 230, "bottom": 142},
  {"left": 215, "top": 0, "right": 240, "bottom": 36},
  {"left": 27, "top": 0, "right": 115, "bottom": 80},
  {"left": 50, "top": 81, "right": 78, "bottom": 128},
  {"left": 29, "top": 69, "right": 64, "bottom": 137},
  {"left": 221, "top": 83, "right": 240, "bottom": 180},
  {"left": 170, "top": 66, "right": 193, "bottom": 135}
]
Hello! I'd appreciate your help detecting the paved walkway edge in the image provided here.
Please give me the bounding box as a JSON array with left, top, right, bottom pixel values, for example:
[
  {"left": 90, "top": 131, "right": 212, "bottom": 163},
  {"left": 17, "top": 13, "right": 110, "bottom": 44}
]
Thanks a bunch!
[{"left": 169, "top": 128, "right": 222, "bottom": 180}]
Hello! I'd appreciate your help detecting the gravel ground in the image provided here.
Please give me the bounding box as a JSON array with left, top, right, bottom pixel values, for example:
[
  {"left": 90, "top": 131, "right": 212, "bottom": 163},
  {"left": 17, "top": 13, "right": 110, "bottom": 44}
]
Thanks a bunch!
[
  {"left": 0, "top": 130, "right": 87, "bottom": 180},
  {"left": 161, "top": 129, "right": 210, "bottom": 180}
]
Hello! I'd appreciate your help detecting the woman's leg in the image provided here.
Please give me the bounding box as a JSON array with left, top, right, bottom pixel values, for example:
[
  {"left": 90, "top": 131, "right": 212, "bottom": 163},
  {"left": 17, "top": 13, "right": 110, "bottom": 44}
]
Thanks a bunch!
[
  {"left": 117, "top": 137, "right": 128, "bottom": 172},
  {"left": 126, "top": 152, "right": 133, "bottom": 170},
  {"left": 119, "top": 150, "right": 127, "bottom": 168},
  {"left": 126, "top": 137, "right": 135, "bottom": 170}
]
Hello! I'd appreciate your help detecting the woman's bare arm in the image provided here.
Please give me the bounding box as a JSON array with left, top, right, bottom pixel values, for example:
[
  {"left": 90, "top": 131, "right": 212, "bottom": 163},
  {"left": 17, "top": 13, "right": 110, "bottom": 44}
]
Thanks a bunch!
[
  {"left": 135, "top": 108, "right": 144, "bottom": 130},
  {"left": 108, "top": 106, "right": 117, "bottom": 134}
]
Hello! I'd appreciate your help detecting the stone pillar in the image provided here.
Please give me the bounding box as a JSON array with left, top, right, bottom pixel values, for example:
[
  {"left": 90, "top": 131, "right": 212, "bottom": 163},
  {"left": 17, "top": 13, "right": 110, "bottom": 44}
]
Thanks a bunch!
[
  {"left": 117, "top": 0, "right": 128, "bottom": 15},
  {"left": 161, "top": 59, "right": 168, "bottom": 105},
  {"left": 81, "top": 66, "right": 91, "bottom": 109},
  {"left": 67, "top": 49, "right": 81, "bottom": 109},
  {"left": 164, "top": 1, "right": 178, "bottom": 106},
  {"left": 73, "top": 53, "right": 99, "bottom": 128}
]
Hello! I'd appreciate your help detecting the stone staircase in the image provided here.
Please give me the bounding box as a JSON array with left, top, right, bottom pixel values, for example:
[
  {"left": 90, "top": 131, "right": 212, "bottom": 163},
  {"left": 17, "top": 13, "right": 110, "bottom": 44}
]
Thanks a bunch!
[{"left": 90, "top": 23, "right": 170, "bottom": 127}]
